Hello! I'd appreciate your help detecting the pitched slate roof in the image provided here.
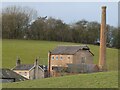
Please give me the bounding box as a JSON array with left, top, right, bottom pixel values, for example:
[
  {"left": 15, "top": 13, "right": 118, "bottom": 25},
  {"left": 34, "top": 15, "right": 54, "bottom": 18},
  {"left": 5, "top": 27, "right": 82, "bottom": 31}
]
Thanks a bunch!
[
  {"left": 50, "top": 45, "right": 91, "bottom": 55},
  {"left": 12, "top": 64, "right": 34, "bottom": 70},
  {"left": 12, "top": 64, "right": 47, "bottom": 71},
  {"left": 0, "top": 68, "right": 28, "bottom": 82}
]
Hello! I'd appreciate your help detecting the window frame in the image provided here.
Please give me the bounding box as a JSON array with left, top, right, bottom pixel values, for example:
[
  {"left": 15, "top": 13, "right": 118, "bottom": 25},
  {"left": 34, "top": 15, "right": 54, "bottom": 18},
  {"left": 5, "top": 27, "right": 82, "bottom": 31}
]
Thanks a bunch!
[
  {"left": 56, "top": 56, "right": 58, "bottom": 60},
  {"left": 68, "top": 56, "right": 70, "bottom": 59},
  {"left": 60, "top": 56, "right": 63, "bottom": 60},
  {"left": 51, "top": 56, "right": 54, "bottom": 60},
  {"left": 24, "top": 72, "right": 27, "bottom": 76},
  {"left": 19, "top": 72, "right": 21, "bottom": 74},
  {"left": 81, "top": 57, "right": 86, "bottom": 63}
]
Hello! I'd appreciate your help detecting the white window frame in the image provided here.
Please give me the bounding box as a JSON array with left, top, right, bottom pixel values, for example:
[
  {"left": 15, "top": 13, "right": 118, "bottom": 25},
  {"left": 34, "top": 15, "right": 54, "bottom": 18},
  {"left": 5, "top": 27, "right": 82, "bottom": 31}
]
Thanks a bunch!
[
  {"left": 56, "top": 56, "right": 58, "bottom": 60},
  {"left": 24, "top": 72, "right": 27, "bottom": 76},
  {"left": 52, "top": 56, "right": 54, "bottom": 60},
  {"left": 60, "top": 56, "right": 63, "bottom": 60}
]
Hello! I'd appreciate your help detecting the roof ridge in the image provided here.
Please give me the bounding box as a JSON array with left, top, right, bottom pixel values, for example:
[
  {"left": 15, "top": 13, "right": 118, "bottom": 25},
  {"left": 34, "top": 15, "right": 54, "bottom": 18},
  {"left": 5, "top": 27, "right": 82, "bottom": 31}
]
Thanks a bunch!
[
  {"left": 51, "top": 45, "right": 90, "bottom": 55},
  {"left": 20, "top": 64, "right": 34, "bottom": 65},
  {"left": 57, "top": 45, "right": 87, "bottom": 46}
]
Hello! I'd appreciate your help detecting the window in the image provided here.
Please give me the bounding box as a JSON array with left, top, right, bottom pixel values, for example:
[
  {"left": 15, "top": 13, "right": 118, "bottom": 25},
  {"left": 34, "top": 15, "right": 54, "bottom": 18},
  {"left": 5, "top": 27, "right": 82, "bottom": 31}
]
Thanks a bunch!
[
  {"left": 24, "top": 72, "right": 27, "bottom": 76},
  {"left": 81, "top": 57, "right": 86, "bottom": 63},
  {"left": 52, "top": 56, "right": 54, "bottom": 60},
  {"left": 52, "top": 67, "right": 54, "bottom": 70},
  {"left": 60, "top": 56, "right": 63, "bottom": 60},
  {"left": 56, "top": 56, "right": 58, "bottom": 60},
  {"left": 19, "top": 72, "right": 21, "bottom": 74},
  {"left": 68, "top": 57, "right": 70, "bottom": 59}
]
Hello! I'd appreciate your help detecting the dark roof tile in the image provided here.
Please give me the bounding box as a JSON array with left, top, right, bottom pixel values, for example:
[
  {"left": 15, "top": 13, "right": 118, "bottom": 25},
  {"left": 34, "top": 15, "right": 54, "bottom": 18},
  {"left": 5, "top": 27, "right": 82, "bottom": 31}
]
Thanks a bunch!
[
  {"left": 12, "top": 64, "right": 34, "bottom": 70},
  {"left": 12, "top": 64, "right": 47, "bottom": 71},
  {"left": 51, "top": 45, "right": 90, "bottom": 54},
  {"left": 0, "top": 68, "right": 28, "bottom": 82}
]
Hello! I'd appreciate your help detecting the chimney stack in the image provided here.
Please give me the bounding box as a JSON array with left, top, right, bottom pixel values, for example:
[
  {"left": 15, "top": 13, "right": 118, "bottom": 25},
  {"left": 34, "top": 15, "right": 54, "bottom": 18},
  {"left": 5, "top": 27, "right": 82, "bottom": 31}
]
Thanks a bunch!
[
  {"left": 48, "top": 51, "right": 51, "bottom": 77},
  {"left": 34, "top": 58, "right": 39, "bottom": 79},
  {"left": 16, "top": 57, "right": 21, "bottom": 66},
  {"left": 34, "top": 58, "right": 39, "bottom": 66},
  {"left": 99, "top": 6, "right": 107, "bottom": 71}
]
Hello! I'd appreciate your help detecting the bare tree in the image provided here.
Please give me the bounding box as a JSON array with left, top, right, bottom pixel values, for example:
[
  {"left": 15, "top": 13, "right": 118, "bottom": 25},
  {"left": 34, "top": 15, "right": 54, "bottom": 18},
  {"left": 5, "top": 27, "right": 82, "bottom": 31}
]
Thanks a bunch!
[{"left": 2, "top": 5, "right": 37, "bottom": 39}]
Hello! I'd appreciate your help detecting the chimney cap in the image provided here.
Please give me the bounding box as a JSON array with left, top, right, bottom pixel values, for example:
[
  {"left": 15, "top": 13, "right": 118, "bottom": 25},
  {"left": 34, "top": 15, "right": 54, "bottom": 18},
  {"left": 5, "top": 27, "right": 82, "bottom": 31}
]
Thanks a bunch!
[
  {"left": 16, "top": 57, "right": 21, "bottom": 66},
  {"left": 49, "top": 51, "right": 51, "bottom": 53},
  {"left": 36, "top": 58, "right": 38, "bottom": 61},
  {"left": 102, "top": 6, "right": 107, "bottom": 9},
  {"left": 34, "top": 57, "right": 39, "bottom": 66}
]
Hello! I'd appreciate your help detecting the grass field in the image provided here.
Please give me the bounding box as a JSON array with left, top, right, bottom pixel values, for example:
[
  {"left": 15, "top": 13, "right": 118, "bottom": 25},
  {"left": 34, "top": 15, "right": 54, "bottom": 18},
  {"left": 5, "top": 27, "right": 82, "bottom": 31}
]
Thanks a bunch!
[
  {"left": 2, "top": 71, "right": 118, "bottom": 88},
  {"left": 2, "top": 39, "right": 118, "bottom": 88},
  {"left": 0, "top": 39, "right": 2, "bottom": 68},
  {"left": 2, "top": 39, "right": 118, "bottom": 71}
]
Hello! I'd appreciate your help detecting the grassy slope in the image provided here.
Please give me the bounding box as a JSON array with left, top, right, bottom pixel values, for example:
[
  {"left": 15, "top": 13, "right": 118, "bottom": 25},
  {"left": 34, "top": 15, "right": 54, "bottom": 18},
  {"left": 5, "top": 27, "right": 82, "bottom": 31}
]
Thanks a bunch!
[
  {"left": 2, "top": 71, "right": 118, "bottom": 88},
  {"left": 0, "top": 39, "right": 1, "bottom": 68},
  {"left": 2, "top": 39, "right": 118, "bottom": 88},
  {"left": 2, "top": 39, "right": 118, "bottom": 71}
]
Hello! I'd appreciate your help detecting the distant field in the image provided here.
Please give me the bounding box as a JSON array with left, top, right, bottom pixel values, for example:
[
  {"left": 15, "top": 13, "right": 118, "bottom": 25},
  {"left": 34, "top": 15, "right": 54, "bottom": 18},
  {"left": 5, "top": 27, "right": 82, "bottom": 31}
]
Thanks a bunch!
[
  {"left": 2, "top": 71, "right": 118, "bottom": 88},
  {"left": 2, "top": 39, "right": 118, "bottom": 71}
]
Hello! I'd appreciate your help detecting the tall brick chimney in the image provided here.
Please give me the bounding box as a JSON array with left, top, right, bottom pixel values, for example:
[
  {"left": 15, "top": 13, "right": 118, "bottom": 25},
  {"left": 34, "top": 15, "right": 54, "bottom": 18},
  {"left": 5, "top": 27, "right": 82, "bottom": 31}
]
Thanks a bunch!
[
  {"left": 99, "top": 6, "right": 107, "bottom": 71},
  {"left": 48, "top": 51, "right": 51, "bottom": 77}
]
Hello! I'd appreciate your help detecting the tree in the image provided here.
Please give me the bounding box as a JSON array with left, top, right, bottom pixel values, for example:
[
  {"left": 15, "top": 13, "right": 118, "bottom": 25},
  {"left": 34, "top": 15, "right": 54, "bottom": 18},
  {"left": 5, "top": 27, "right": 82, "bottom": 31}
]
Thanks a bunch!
[
  {"left": 111, "top": 27, "right": 119, "bottom": 48},
  {"left": 86, "top": 21, "right": 100, "bottom": 44},
  {"left": 29, "top": 17, "right": 47, "bottom": 40},
  {"left": 2, "top": 5, "right": 37, "bottom": 39},
  {"left": 72, "top": 20, "right": 100, "bottom": 44},
  {"left": 45, "top": 17, "right": 69, "bottom": 41},
  {"left": 29, "top": 17, "right": 69, "bottom": 41}
]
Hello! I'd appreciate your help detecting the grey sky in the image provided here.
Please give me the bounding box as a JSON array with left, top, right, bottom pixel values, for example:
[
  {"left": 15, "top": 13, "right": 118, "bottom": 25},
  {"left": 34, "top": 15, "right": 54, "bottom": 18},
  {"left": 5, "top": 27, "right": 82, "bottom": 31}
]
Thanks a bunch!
[{"left": 2, "top": 2, "right": 118, "bottom": 27}]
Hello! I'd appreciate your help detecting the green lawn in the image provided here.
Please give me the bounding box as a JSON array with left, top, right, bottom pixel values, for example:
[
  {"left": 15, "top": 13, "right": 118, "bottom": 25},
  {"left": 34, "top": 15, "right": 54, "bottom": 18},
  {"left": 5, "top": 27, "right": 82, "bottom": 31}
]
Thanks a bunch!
[
  {"left": 2, "top": 71, "right": 118, "bottom": 88},
  {"left": 2, "top": 39, "right": 118, "bottom": 71},
  {"left": 2, "top": 39, "right": 118, "bottom": 88}
]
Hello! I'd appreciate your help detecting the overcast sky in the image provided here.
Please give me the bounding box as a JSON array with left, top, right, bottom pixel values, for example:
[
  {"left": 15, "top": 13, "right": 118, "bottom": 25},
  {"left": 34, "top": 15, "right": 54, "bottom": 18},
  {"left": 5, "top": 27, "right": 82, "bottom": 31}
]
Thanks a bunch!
[{"left": 2, "top": 2, "right": 118, "bottom": 27}]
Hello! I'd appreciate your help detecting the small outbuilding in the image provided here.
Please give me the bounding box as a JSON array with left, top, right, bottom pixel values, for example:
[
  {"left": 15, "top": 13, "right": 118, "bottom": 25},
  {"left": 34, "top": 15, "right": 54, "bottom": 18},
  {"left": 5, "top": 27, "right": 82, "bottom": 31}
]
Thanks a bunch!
[
  {"left": 0, "top": 68, "right": 27, "bottom": 83},
  {"left": 12, "top": 58, "right": 47, "bottom": 80}
]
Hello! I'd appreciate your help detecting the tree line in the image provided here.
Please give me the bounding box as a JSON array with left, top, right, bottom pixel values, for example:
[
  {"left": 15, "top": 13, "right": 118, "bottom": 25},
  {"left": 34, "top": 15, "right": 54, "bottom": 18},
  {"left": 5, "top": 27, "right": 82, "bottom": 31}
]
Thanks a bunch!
[{"left": 2, "top": 6, "right": 119, "bottom": 48}]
